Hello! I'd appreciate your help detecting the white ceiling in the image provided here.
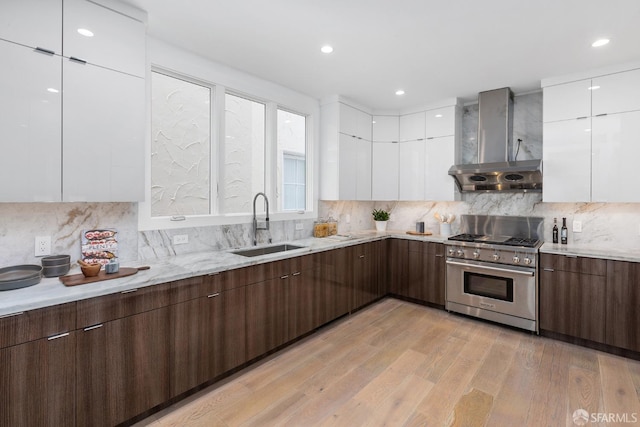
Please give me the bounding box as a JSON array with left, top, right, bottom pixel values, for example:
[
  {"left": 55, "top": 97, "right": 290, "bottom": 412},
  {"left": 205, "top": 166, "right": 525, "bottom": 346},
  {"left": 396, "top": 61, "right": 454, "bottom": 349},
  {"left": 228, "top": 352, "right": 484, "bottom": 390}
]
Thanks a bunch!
[{"left": 120, "top": 0, "right": 640, "bottom": 111}]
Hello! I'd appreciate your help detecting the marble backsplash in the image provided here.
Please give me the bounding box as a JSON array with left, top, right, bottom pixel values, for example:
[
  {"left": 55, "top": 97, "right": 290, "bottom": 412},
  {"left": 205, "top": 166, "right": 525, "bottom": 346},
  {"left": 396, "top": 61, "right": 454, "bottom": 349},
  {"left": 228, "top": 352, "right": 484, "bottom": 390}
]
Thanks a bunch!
[
  {"left": 318, "top": 197, "right": 640, "bottom": 250},
  {"left": 0, "top": 202, "right": 314, "bottom": 268}
]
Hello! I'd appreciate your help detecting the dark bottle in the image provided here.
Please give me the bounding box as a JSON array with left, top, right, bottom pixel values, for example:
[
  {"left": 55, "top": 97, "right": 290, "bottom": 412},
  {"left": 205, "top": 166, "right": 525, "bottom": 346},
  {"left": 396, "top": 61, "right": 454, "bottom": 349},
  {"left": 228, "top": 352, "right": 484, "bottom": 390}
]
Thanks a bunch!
[
  {"left": 552, "top": 218, "right": 559, "bottom": 243},
  {"left": 560, "top": 217, "right": 568, "bottom": 244}
]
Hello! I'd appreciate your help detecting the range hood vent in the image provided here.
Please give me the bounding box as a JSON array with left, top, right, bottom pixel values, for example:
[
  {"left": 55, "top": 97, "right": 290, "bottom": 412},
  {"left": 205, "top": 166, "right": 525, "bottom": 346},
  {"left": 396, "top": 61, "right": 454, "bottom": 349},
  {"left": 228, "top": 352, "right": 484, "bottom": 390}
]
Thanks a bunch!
[{"left": 448, "top": 88, "right": 542, "bottom": 193}]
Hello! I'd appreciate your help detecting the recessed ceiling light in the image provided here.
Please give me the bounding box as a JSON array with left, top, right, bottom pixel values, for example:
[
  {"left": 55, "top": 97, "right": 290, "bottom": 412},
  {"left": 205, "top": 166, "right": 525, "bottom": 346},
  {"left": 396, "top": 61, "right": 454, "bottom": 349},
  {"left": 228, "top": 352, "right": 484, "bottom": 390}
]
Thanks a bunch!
[
  {"left": 435, "top": 114, "right": 443, "bottom": 118},
  {"left": 395, "top": 90, "right": 405, "bottom": 96},
  {"left": 591, "top": 38, "right": 609, "bottom": 47},
  {"left": 47, "top": 88, "right": 59, "bottom": 93},
  {"left": 77, "top": 28, "right": 94, "bottom": 37},
  {"left": 320, "top": 45, "right": 333, "bottom": 54},
  {"left": 588, "top": 85, "right": 600, "bottom": 90}
]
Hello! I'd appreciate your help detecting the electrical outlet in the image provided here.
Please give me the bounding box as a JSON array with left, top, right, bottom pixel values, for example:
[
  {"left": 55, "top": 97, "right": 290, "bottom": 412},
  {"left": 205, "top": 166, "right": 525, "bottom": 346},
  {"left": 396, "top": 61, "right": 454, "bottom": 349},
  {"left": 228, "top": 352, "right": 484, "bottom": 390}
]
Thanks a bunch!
[
  {"left": 173, "top": 234, "right": 189, "bottom": 245},
  {"left": 35, "top": 236, "right": 51, "bottom": 257},
  {"left": 573, "top": 220, "right": 582, "bottom": 233},
  {"left": 295, "top": 222, "right": 304, "bottom": 230}
]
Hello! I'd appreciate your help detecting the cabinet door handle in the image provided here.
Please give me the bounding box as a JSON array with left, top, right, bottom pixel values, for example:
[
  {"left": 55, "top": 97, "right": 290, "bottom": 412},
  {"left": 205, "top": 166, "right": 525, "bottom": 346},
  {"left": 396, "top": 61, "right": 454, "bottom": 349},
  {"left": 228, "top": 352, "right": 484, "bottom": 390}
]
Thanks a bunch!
[
  {"left": 595, "top": 113, "right": 608, "bottom": 117},
  {"left": 435, "top": 254, "right": 444, "bottom": 258},
  {"left": 292, "top": 272, "right": 301, "bottom": 276},
  {"left": 0, "top": 311, "right": 24, "bottom": 319},
  {"left": 48, "top": 332, "right": 70, "bottom": 341},
  {"left": 69, "top": 56, "right": 87, "bottom": 64},
  {"left": 207, "top": 293, "right": 220, "bottom": 298},
  {"left": 543, "top": 268, "right": 555, "bottom": 272},
  {"left": 359, "top": 255, "right": 365, "bottom": 259},
  {"left": 35, "top": 47, "right": 55, "bottom": 55},
  {"left": 83, "top": 324, "right": 103, "bottom": 332},
  {"left": 576, "top": 116, "right": 588, "bottom": 120},
  {"left": 280, "top": 275, "right": 289, "bottom": 279},
  {"left": 121, "top": 288, "right": 138, "bottom": 294}
]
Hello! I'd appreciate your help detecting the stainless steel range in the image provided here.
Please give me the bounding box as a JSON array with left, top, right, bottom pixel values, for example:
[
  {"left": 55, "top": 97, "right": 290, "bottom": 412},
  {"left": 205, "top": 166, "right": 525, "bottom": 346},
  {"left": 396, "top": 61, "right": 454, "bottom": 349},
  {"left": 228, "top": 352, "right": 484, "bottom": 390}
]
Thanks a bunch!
[{"left": 445, "top": 215, "right": 543, "bottom": 332}]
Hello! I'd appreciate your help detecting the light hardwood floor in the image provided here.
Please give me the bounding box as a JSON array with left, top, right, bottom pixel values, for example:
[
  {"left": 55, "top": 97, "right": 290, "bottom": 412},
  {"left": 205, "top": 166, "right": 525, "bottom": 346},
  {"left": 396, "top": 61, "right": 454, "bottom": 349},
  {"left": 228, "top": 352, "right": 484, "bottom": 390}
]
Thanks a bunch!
[{"left": 137, "top": 298, "right": 640, "bottom": 427}]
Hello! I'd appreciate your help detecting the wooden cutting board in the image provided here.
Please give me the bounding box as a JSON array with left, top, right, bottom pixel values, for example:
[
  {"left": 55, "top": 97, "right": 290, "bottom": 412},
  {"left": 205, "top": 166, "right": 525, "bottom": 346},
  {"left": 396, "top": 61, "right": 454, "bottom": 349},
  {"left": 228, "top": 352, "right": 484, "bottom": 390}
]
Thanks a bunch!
[
  {"left": 60, "top": 266, "right": 149, "bottom": 287},
  {"left": 406, "top": 231, "right": 433, "bottom": 236}
]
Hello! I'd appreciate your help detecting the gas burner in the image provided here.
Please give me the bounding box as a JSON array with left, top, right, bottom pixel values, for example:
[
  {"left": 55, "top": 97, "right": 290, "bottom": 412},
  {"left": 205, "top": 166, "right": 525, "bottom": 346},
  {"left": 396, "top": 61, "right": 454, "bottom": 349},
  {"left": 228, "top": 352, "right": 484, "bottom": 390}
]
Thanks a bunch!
[
  {"left": 502, "top": 237, "right": 540, "bottom": 248},
  {"left": 448, "top": 233, "right": 483, "bottom": 242}
]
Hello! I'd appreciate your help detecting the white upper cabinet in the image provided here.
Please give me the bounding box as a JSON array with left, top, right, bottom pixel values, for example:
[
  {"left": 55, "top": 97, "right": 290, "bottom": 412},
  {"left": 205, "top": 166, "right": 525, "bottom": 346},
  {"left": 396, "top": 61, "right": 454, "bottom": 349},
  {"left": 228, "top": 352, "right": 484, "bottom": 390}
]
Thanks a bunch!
[
  {"left": 0, "top": 40, "right": 62, "bottom": 202},
  {"left": 543, "top": 79, "right": 592, "bottom": 122},
  {"left": 591, "top": 69, "right": 640, "bottom": 116},
  {"left": 425, "top": 106, "right": 456, "bottom": 138},
  {"left": 339, "top": 103, "right": 372, "bottom": 140},
  {"left": 0, "top": 0, "right": 62, "bottom": 53},
  {"left": 399, "top": 111, "right": 425, "bottom": 142},
  {"left": 63, "top": 60, "right": 145, "bottom": 201},
  {"left": 591, "top": 111, "right": 640, "bottom": 202},
  {"left": 372, "top": 116, "right": 399, "bottom": 142},
  {"left": 320, "top": 100, "right": 372, "bottom": 200},
  {"left": 424, "top": 136, "right": 455, "bottom": 201},
  {"left": 371, "top": 142, "right": 399, "bottom": 200},
  {"left": 398, "top": 140, "right": 425, "bottom": 200},
  {"left": 542, "top": 119, "right": 592, "bottom": 203},
  {"left": 63, "top": 0, "right": 146, "bottom": 78}
]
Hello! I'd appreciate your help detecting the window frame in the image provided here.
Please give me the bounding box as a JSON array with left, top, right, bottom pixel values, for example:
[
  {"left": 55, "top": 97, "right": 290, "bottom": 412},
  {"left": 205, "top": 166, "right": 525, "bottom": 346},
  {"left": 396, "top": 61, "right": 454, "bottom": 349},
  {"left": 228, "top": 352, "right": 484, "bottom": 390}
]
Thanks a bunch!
[{"left": 138, "top": 64, "right": 316, "bottom": 231}]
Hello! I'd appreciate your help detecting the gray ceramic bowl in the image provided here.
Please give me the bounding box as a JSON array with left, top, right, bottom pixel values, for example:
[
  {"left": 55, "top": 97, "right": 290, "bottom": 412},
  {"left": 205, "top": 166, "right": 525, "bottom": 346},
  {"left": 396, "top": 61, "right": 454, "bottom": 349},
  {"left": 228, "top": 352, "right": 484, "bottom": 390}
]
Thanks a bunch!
[
  {"left": 42, "top": 255, "right": 71, "bottom": 267},
  {"left": 42, "top": 263, "right": 70, "bottom": 277}
]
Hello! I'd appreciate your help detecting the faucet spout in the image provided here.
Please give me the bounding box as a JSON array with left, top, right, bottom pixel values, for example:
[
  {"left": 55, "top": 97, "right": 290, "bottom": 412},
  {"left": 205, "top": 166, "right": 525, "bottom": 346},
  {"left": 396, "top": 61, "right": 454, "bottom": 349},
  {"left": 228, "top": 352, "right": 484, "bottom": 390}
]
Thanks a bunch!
[{"left": 252, "top": 192, "right": 270, "bottom": 246}]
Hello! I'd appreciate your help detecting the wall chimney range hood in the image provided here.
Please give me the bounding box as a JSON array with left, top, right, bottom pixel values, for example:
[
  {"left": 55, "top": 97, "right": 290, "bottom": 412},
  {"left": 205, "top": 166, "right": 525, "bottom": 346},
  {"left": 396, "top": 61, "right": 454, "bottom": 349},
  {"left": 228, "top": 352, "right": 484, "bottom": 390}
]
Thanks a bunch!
[{"left": 448, "top": 88, "right": 542, "bottom": 192}]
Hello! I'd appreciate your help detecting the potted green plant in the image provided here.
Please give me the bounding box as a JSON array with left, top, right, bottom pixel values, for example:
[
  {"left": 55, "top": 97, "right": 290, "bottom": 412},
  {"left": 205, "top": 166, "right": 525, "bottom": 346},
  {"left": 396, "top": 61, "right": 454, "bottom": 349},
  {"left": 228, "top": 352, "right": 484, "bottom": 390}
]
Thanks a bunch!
[{"left": 372, "top": 208, "right": 390, "bottom": 232}]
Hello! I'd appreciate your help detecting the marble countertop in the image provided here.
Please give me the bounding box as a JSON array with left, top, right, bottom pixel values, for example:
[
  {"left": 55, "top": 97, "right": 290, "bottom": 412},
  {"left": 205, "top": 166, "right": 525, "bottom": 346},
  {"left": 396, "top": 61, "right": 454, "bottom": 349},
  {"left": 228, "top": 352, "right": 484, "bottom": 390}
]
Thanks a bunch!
[
  {"left": 0, "top": 230, "right": 446, "bottom": 317},
  {"left": 540, "top": 242, "right": 640, "bottom": 263}
]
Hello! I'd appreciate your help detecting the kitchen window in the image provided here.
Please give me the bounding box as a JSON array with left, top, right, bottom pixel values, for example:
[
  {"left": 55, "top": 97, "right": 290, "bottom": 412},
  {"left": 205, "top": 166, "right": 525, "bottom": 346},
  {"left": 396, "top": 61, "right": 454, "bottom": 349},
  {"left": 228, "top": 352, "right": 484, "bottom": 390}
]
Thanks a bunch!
[
  {"left": 140, "top": 68, "right": 314, "bottom": 230},
  {"left": 277, "top": 109, "right": 306, "bottom": 211}
]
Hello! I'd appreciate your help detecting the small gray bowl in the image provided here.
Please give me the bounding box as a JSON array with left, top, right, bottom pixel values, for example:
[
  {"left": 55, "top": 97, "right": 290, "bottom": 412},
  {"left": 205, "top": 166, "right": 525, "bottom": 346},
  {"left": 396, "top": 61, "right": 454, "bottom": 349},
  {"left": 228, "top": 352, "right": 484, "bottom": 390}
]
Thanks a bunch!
[
  {"left": 42, "top": 263, "right": 70, "bottom": 278},
  {"left": 42, "top": 255, "right": 71, "bottom": 267}
]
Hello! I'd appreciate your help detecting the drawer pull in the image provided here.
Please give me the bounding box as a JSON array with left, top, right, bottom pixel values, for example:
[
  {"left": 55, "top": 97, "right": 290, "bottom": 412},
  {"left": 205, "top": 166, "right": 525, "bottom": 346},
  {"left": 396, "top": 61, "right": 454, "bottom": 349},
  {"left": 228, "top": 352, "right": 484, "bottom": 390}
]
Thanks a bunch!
[
  {"left": 83, "top": 324, "right": 103, "bottom": 332},
  {"left": 207, "top": 293, "right": 220, "bottom": 298},
  {"left": 35, "top": 47, "right": 55, "bottom": 55},
  {"left": 69, "top": 56, "right": 87, "bottom": 64},
  {"left": 435, "top": 254, "right": 444, "bottom": 258},
  {"left": 48, "top": 332, "right": 69, "bottom": 341},
  {"left": 543, "top": 268, "right": 555, "bottom": 272},
  {"left": 359, "top": 255, "right": 365, "bottom": 259},
  {"left": 121, "top": 288, "right": 138, "bottom": 294},
  {"left": 292, "top": 272, "right": 301, "bottom": 276},
  {"left": 595, "top": 113, "right": 608, "bottom": 117},
  {"left": 280, "top": 275, "right": 289, "bottom": 279},
  {"left": 0, "top": 311, "right": 24, "bottom": 319}
]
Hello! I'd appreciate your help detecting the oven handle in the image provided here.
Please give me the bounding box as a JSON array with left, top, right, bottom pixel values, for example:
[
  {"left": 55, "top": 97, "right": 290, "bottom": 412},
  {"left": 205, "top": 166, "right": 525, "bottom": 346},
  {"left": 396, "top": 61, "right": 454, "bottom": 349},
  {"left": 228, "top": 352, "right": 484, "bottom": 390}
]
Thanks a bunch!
[{"left": 446, "top": 260, "right": 535, "bottom": 277}]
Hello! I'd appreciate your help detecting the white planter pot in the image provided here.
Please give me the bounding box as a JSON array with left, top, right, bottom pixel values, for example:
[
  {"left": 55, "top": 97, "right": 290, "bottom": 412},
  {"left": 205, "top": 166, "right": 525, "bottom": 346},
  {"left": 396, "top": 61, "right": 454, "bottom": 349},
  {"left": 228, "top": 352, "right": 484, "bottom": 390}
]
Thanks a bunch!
[{"left": 375, "top": 220, "right": 388, "bottom": 232}]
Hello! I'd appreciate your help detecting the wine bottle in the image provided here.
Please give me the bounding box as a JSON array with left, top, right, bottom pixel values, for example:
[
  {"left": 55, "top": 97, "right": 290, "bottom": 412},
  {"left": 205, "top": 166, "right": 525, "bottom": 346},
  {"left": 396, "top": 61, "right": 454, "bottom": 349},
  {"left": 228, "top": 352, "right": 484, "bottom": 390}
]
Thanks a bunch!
[
  {"left": 552, "top": 218, "right": 558, "bottom": 244},
  {"left": 560, "top": 217, "right": 568, "bottom": 244}
]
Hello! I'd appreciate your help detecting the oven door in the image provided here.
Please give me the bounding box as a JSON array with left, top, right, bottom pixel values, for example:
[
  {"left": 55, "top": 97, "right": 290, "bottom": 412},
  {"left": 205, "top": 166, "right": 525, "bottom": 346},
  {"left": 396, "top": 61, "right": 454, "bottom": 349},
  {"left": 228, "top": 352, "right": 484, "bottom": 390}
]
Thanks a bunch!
[{"left": 446, "top": 258, "right": 536, "bottom": 321}]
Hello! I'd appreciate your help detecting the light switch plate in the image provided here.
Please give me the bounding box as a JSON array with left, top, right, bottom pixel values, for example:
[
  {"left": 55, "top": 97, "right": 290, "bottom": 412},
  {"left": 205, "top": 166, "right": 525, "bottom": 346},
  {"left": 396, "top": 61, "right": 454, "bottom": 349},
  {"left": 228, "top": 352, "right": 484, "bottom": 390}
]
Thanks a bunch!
[
  {"left": 572, "top": 220, "right": 582, "bottom": 233},
  {"left": 173, "top": 234, "right": 189, "bottom": 245}
]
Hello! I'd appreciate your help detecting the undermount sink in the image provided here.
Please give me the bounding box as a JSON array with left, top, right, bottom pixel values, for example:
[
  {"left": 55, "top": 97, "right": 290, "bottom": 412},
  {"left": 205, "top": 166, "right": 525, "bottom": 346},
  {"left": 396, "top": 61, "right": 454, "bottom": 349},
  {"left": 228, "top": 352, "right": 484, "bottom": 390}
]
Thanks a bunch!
[{"left": 232, "top": 244, "right": 306, "bottom": 257}]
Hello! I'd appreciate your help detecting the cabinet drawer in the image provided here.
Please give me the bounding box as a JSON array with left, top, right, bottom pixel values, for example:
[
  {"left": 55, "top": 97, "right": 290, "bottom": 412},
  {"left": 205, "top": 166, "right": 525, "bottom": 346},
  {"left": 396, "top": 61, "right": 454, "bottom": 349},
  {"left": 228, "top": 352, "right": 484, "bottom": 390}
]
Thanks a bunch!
[
  {"left": 169, "top": 276, "right": 207, "bottom": 304},
  {"left": 407, "top": 240, "right": 424, "bottom": 254},
  {"left": 540, "top": 253, "right": 606, "bottom": 276},
  {"left": 77, "top": 282, "right": 172, "bottom": 328},
  {"left": 204, "top": 267, "right": 248, "bottom": 292},
  {"left": 0, "top": 303, "right": 75, "bottom": 349}
]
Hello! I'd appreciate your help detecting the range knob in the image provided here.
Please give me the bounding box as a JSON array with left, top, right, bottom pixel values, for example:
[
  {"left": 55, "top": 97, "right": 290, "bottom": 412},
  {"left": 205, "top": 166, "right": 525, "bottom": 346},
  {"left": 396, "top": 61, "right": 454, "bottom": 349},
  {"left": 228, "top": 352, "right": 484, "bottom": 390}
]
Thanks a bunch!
[
  {"left": 492, "top": 253, "right": 500, "bottom": 261},
  {"left": 448, "top": 248, "right": 455, "bottom": 256},
  {"left": 524, "top": 257, "right": 532, "bottom": 265},
  {"left": 513, "top": 255, "right": 520, "bottom": 264},
  {"left": 456, "top": 249, "right": 464, "bottom": 257},
  {"left": 473, "top": 251, "right": 480, "bottom": 259}
]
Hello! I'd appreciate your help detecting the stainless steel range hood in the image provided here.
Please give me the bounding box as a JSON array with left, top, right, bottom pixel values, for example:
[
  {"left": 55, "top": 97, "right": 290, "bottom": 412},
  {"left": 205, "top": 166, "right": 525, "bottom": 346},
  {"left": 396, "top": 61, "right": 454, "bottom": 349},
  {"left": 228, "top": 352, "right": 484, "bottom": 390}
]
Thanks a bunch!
[{"left": 448, "top": 88, "right": 542, "bottom": 192}]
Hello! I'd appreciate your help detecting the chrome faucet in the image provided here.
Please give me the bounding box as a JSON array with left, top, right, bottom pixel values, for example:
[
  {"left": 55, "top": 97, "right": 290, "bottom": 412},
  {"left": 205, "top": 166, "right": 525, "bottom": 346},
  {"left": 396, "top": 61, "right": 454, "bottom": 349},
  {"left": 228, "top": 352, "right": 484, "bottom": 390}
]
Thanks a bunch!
[{"left": 252, "top": 192, "right": 270, "bottom": 246}]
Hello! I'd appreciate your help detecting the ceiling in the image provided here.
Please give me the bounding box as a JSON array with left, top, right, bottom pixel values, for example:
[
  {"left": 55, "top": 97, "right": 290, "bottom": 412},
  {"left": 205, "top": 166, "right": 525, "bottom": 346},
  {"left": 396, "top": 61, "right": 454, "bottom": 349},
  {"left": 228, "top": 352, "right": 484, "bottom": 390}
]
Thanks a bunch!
[{"left": 120, "top": 0, "right": 640, "bottom": 111}]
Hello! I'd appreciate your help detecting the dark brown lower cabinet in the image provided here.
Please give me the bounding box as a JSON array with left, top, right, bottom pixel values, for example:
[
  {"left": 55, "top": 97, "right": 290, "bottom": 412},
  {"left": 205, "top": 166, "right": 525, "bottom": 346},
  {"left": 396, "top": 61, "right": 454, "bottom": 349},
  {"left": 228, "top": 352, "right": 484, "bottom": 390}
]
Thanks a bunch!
[
  {"left": 394, "top": 240, "right": 445, "bottom": 306},
  {"left": 388, "top": 238, "right": 408, "bottom": 296},
  {"left": 0, "top": 331, "right": 76, "bottom": 427},
  {"left": 352, "top": 242, "right": 379, "bottom": 310},
  {"left": 288, "top": 255, "right": 317, "bottom": 339},
  {"left": 76, "top": 307, "right": 171, "bottom": 427},
  {"left": 539, "top": 254, "right": 606, "bottom": 343},
  {"left": 605, "top": 260, "right": 640, "bottom": 351},
  {"left": 246, "top": 276, "right": 288, "bottom": 361},
  {"left": 424, "top": 242, "right": 445, "bottom": 306}
]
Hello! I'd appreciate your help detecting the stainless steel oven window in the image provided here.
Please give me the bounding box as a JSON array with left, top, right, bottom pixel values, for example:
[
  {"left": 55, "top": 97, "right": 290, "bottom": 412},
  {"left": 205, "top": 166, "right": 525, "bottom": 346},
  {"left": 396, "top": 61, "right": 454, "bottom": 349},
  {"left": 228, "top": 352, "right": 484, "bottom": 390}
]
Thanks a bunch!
[{"left": 463, "top": 272, "right": 514, "bottom": 302}]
